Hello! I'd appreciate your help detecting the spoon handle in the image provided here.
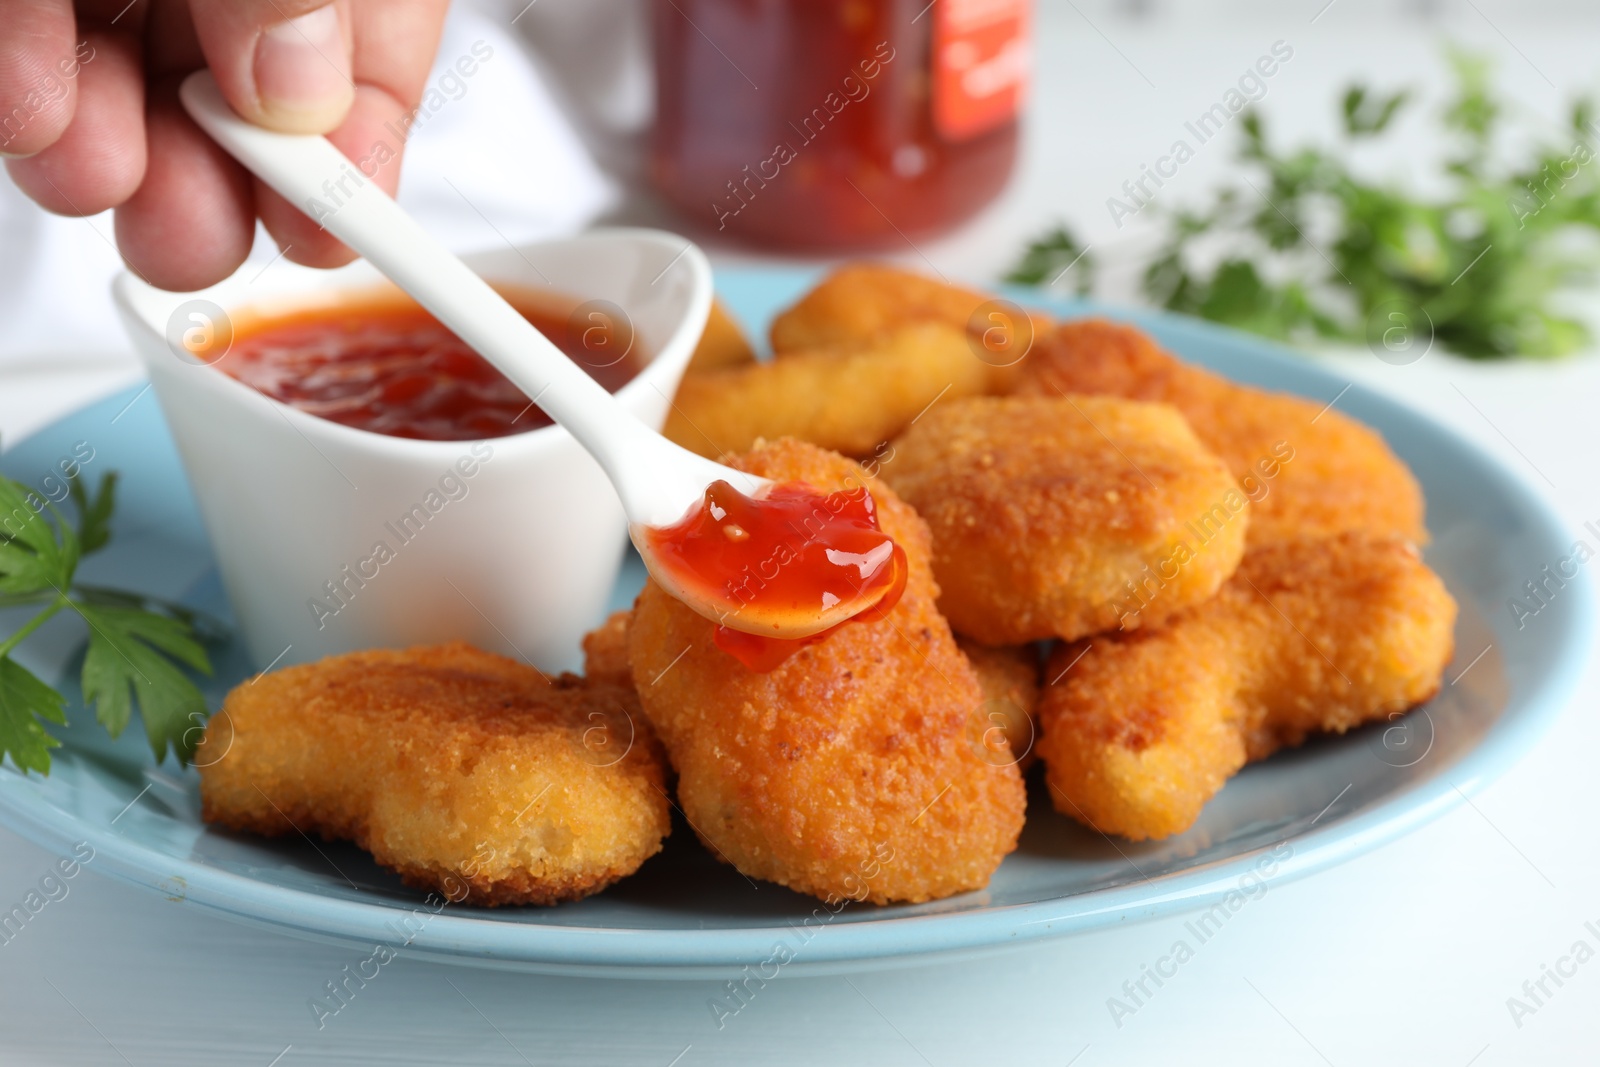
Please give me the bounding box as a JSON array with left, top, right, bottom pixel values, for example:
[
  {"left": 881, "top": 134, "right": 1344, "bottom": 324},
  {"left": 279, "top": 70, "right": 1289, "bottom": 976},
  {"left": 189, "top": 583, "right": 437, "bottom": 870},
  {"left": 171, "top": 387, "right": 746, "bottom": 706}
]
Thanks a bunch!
[{"left": 179, "top": 70, "right": 694, "bottom": 516}]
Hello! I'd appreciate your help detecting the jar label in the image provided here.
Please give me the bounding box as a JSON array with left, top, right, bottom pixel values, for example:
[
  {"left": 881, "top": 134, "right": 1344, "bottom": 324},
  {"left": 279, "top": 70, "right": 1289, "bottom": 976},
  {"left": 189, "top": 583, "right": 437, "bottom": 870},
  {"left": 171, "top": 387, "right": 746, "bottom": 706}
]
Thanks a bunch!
[{"left": 932, "top": 0, "right": 1031, "bottom": 141}]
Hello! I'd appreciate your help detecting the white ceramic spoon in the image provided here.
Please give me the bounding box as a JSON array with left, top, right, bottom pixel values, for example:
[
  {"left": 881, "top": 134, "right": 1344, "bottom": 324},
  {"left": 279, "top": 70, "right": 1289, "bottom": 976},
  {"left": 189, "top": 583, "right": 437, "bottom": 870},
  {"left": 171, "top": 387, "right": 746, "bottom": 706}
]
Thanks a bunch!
[{"left": 178, "top": 70, "right": 881, "bottom": 640}]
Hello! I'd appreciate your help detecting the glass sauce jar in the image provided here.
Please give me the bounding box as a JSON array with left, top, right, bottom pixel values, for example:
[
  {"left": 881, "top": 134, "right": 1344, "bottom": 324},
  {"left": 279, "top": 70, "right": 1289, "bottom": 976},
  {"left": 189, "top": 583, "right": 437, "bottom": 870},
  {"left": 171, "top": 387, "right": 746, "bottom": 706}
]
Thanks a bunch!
[{"left": 650, "top": 0, "right": 1030, "bottom": 251}]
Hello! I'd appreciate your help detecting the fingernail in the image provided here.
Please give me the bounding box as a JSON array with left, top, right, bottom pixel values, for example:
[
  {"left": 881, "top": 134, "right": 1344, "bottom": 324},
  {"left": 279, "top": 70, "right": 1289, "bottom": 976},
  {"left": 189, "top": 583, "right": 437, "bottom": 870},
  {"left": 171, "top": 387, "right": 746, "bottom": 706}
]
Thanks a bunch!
[{"left": 253, "top": 5, "right": 353, "bottom": 132}]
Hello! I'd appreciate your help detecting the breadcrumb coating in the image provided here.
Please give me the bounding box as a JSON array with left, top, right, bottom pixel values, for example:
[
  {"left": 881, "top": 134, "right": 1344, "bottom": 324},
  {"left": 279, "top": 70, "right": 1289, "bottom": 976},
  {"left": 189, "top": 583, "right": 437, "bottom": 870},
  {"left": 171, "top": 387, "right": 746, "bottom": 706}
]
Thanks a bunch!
[
  {"left": 957, "top": 637, "right": 1043, "bottom": 772},
  {"left": 582, "top": 609, "right": 634, "bottom": 689},
  {"left": 663, "top": 323, "right": 991, "bottom": 459},
  {"left": 1016, "top": 319, "right": 1427, "bottom": 544},
  {"left": 1037, "top": 533, "right": 1457, "bottom": 841},
  {"left": 770, "top": 262, "right": 1051, "bottom": 369},
  {"left": 628, "top": 438, "right": 1026, "bottom": 904},
  {"left": 685, "top": 298, "right": 757, "bottom": 374},
  {"left": 198, "top": 642, "right": 670, "bottom": 906},
  {"left": 885, "top": 396, "right": 1248, "bottom": 643}
]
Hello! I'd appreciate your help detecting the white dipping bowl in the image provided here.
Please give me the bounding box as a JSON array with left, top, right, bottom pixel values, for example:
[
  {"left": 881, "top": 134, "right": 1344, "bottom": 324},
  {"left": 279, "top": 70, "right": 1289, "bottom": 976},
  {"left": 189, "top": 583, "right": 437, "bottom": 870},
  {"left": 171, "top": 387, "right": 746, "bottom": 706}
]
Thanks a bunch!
[{"left": 113, "top": 228, "right": 711, "bottom": 673}]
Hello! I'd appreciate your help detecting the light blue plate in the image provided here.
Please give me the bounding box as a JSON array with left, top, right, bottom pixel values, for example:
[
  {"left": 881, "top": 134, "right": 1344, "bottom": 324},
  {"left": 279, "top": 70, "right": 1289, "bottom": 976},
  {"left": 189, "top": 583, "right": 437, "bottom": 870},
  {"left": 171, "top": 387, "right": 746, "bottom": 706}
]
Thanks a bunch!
[{"left": 0, "top": 268, "right": 1590, "bottom": 978}]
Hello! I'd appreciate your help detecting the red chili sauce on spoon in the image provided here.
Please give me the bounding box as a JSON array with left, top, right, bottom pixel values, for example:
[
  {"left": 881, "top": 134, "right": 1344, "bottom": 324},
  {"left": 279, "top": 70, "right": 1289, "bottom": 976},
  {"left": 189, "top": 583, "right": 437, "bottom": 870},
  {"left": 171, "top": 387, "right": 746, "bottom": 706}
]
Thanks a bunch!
[{"left": 640, "top": 478, "right": 907, "bottom": 671}]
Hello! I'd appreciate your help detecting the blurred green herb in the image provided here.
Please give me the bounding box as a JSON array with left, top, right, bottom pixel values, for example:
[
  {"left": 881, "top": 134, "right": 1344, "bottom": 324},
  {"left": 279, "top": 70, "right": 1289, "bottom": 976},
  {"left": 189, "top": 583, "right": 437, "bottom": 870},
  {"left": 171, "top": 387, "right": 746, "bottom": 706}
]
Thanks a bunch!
[
  {"left": 1005, "top": 225, "right": 1098, "bottom": 296},
  {"left": 1007, "top": 51, "right": 1600, "bottom": 358},
  {"left": 0, "top": 471, "right": 213, "bottom": 774}
]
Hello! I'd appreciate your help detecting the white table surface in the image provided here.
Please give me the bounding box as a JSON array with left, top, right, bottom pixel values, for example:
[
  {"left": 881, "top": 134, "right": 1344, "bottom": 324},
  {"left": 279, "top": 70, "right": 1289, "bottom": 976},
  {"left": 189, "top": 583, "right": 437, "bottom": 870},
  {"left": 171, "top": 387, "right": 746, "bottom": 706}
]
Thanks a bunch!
[{"left": 4, "top": 2, "right": 1599, "bottom": 1063}]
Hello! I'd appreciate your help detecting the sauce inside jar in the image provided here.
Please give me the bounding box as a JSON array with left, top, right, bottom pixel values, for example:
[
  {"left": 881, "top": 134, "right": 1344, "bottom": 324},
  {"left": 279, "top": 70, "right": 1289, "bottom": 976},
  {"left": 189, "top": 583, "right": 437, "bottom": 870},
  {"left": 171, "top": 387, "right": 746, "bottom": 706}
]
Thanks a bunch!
[
  {"left": 650, "top": 0, "right": 1028, "bottom": 250},
  {"left": 220, "top": 288, "right": 641, "bottom": 441},
  {"left": 640, "top": 478, "right": 908, "bottom": 671}
]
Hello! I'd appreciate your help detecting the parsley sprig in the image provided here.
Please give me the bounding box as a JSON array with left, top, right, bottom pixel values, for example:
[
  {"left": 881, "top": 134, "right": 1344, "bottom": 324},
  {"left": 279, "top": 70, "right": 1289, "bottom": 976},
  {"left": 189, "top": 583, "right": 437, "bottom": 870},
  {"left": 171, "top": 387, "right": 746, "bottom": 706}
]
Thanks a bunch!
[
  {"left": 0, "top": 471, "right": 213, "bottom": 774},
  {"left": 1008, "top": 51, "right": 1600, "bottom": 359}
]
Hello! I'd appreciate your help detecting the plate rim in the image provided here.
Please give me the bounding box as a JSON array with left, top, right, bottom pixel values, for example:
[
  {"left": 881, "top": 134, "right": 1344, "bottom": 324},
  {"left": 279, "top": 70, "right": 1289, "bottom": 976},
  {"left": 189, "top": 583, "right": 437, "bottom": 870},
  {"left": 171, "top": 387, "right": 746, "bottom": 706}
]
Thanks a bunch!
[{"left": 1, "top": 288, "right": 1590, "bottom": 976}]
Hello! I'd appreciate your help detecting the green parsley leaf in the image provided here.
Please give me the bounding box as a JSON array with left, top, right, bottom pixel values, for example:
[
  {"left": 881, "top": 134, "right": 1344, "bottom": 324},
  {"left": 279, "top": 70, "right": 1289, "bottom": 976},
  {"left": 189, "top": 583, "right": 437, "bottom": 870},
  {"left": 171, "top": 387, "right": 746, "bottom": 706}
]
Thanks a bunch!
[
  {"left": 0, "top": 469, "right": 220, "bottom": 775},
  {"left": 1006, "top": 50, "right": 1600, "bottom": 360},
  {"left": 74, "top": 584, "right": 230, "bottom": 645},
  {"left": 0, "top": 478, "right": 77, "bottom": 596},
  {"left": 1343, "top": 86, "right": 1410, "bottom": 137},
  {"left": 76, "top": 602, "right": 211, "bottom": 763},
  {"left": 1003, "top": 224, "right": 1098, "bottom": 294},
  {"left": 70, "top": 472, "right": 117, "bottom": 556},
  {"left": 0, "top": 657, "right": 66, "bottom": 775}
]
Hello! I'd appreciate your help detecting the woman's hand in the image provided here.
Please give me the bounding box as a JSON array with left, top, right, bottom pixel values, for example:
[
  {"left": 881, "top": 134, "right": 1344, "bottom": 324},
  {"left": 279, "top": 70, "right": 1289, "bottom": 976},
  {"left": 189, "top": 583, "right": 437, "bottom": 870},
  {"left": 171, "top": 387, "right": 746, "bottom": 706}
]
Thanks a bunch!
[{"left": 1, "top": 0, "right": 450, "bottom": 289}]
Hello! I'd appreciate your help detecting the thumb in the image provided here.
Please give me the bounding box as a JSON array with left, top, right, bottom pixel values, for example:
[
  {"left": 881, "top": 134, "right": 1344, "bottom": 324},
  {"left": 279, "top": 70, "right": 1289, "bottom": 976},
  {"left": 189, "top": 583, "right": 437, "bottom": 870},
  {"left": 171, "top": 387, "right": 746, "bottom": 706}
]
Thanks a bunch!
[{"left": 187, "top": 0, "right": 354, "bottom": 134}]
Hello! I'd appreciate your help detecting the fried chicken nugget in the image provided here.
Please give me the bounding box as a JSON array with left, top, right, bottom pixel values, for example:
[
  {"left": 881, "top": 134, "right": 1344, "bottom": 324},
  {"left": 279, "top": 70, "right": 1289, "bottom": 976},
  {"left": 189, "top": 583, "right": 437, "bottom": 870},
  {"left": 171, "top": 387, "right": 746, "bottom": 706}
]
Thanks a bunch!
[
  {"left": 582, "top": 609, "right": 634, "bottom": 689},
  {"left": 663, "top": 322, "right": 991, "bottom": 459},
  {"left": 1016, "top": 319, "right": 1427, "bottom": 544},
  {"left": 884, "top": 396, "right": 1249, "bottom": 644},
  {"left": 1037, "top": 533, "right": 1457, "bottom": 841},
  {"left": 770, "top": 262, "right": 1052, "bottom": 354},
  {"left": 628, "top": 439, "right": 1026, "bottom": 904},
  {"left": 958, "top": 637, "right": 1042, "bottom": 772},
  {"left": 198, "top": 642, "right": 670, "bottom": 905},
  {"left": 686, "top": 298, "right": 757, "bottom": 374}
]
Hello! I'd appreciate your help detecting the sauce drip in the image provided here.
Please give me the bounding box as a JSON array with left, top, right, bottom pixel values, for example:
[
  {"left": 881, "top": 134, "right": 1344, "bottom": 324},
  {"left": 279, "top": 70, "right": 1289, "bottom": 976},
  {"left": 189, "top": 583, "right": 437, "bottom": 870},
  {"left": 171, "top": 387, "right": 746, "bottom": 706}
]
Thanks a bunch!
[
  {"left": 222, "top": 291, "right": 640, "bottom": 441},
  {"left": 641, "top": 479, "right": 907, "bottom": 671}
]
